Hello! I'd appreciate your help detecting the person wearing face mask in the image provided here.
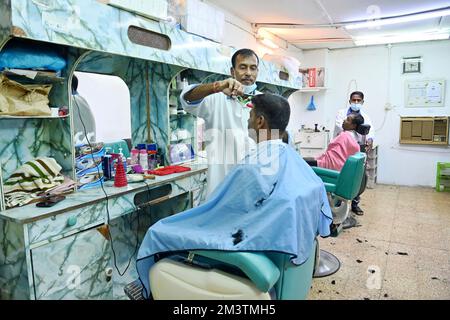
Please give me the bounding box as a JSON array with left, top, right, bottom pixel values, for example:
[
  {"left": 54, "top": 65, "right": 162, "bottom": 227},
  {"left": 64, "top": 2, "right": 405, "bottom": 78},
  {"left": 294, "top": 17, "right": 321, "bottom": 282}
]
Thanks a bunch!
[
  {"left": 333, "top": 91, "right": 374, "bottom": 216},
  {"left": 180, "top": 48, "right": 261, "bottom": 197}
]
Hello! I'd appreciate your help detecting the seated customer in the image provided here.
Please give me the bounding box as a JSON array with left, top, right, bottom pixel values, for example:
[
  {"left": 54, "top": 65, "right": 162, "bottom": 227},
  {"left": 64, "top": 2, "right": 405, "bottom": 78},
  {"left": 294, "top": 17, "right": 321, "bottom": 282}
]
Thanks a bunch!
[
  {"left": 304, "top": 113, "right": 364, "bottom": 171},
  {"left": 136, "top": 93, "right": 333, "bottom": 299}
]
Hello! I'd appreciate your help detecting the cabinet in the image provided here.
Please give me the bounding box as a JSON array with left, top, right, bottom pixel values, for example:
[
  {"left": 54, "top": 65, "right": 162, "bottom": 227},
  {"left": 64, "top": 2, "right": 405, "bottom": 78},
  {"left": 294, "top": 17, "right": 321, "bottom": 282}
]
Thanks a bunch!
[
  {"left": 0, "top": 0, "right": 301, "bottom": 300},
  {"left": 294, "top": 131, "right": 330, "bottom": 158},
  {"left": 400, "top": 117, "right": 449, "bottom": 145},
  {"left": 31, "top": 226, "right": 112, "bottom": 299}
]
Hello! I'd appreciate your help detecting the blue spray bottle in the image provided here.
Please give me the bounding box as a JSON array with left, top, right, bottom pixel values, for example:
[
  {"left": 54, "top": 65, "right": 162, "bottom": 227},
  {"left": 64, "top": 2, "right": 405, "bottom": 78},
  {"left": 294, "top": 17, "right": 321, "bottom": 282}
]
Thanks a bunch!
[{"left": 307, "top": 95, "right": 316, "bottom": 111}]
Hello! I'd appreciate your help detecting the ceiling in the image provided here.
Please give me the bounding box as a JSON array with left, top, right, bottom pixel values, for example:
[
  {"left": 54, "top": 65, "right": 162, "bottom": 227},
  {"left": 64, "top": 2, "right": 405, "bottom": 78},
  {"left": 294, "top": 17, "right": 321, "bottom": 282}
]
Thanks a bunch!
[{"left": 206, "top": 0, "right": 450, "bottom": 49}]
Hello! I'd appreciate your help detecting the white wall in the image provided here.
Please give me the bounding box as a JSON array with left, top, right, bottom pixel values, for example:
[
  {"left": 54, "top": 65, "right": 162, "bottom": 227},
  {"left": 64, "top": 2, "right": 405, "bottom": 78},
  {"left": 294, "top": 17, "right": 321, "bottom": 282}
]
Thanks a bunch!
[
  {"left": 291, "top": 40, "right": 450, "bottom": 187},
  {"left": 75, "top": 72, "right": 131, "bottom": 143}
]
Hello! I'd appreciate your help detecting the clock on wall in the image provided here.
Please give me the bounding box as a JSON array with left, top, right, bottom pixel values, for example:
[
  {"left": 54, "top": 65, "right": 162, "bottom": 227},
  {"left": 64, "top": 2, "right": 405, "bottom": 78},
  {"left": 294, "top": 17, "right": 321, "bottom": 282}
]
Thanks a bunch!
[{"left": 402, "top": 56, "right": 422, "bottom": 74}]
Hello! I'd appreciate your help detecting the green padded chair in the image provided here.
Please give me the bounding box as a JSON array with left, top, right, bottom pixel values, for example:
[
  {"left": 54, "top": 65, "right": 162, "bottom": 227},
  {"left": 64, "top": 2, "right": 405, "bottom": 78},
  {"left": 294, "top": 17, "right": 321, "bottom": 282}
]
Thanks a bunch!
[
  {"left": 147, "top": 240, "right": 318, "bottom": 300},
  {"left": 311, "top": 152, "right": 366, "bottom": 277}
]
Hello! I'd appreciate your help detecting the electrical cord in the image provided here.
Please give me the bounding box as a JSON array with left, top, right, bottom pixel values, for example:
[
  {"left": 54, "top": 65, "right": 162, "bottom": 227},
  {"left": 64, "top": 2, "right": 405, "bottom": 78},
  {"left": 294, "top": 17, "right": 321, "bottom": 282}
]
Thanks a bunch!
[{"left": 73, "top": 93, "right": 141, "bottom": 277}]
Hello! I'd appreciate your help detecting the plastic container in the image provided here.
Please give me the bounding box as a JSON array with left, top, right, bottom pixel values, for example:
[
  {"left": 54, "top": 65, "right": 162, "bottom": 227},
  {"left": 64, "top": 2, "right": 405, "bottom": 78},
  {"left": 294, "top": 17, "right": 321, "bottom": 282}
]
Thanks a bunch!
[
  {"left": 139, "top": 149, "right": 148, "bottom": 171},
  {"left": 130, "top": 148, "right": 139, "bottom": 165},
  {"left": 436, "top": 162, "right": 450, "bottom": 192}
]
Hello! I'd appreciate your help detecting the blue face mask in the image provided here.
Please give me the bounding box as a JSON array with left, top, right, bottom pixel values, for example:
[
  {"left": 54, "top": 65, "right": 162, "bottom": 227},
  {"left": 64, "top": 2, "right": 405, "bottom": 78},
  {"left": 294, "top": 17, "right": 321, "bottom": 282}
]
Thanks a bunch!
[
  {"left": 243, "top": 83, "right": 257, "bottom": 95},
  {"left": 350, "top": 103, "right": 362, "bottom": 112}
]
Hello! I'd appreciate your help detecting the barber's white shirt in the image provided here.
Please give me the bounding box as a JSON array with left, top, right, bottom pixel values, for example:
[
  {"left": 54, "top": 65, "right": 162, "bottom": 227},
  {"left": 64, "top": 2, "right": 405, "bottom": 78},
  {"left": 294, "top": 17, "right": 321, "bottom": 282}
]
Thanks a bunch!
[
  {"left": 180, "top": 84, "right": 257, "bottom": 196},
  {"left": 333, "top": 107, "right": 374, "bottom": 143},
  {"left": 73, "top": 93, "right": 96, "bottom": 144}
]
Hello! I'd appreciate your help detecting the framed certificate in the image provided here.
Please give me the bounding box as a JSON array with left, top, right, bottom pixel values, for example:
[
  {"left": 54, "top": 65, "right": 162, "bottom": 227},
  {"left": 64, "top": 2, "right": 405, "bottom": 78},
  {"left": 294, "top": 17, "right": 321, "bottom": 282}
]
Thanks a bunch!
[{"left": 402, "top": 56, "right": 422, "bottom": 74}]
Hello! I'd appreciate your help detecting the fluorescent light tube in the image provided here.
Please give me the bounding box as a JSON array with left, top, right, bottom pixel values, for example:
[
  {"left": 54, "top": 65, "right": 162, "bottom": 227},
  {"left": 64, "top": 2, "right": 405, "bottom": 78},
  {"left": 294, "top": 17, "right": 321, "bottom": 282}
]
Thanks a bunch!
[
  {"left": 259, "top": 37, "right": 279, "bottom": 49},
  {"left": 346, "top": 8, "right": 450, "bottom": 30},
  {"left": 354, "top": 31, "right": 450, "bottom": 46}
]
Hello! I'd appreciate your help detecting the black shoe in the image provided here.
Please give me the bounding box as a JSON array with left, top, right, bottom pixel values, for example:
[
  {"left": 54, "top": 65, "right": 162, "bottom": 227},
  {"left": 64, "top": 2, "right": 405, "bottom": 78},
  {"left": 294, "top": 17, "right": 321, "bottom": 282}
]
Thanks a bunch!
[
  {"left": 352, "top": 205, "right": 364, "bottom": 216},
  {"left": 342, "top": 216, "right": 357, "bottom": 229}
]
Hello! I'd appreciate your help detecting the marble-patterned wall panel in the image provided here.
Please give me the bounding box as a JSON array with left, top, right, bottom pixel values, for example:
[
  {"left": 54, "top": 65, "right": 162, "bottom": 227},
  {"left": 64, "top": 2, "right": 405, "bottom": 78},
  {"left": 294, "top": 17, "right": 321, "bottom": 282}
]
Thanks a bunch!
[
  {"left": 47, "top": 117, "right": 73, "bottom": 178},
  {"left": 144, "top": 63, "right": 183, "bottom": 153},
  {"left": 191, "top": 172, "right": 207, "bottom": 207},
  {"left": 109, "top": 208, "right": 147, "bottom": 300},
  {"left": 106, "top": 194, "right": 137, "bottom": 221},
  {"left": 0, "top": 119, "right": 54, "bottom": 180},
  {"left": 8, "top": 0, "right": 300, "bottom": 89},
  {"left": 0, "top": 0, "right": 11, "bottom": 46},
  {"left": 110, "top": 192, "right": 191, "bottom": 299},
  {"left": 0, "top": 219, "right": 30, "bottom": 299},
  {"left": 31, "top": 226, "right": 112, "bottom": 300},
  {"left": 27, "top": 201, "right": 107, "bottom": 246}
]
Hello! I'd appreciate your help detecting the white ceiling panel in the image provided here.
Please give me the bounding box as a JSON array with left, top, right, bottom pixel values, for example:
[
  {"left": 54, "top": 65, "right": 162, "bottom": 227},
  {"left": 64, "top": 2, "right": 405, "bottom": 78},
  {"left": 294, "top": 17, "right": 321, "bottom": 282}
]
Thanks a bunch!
[
  {"left": 264, "top": 27, "right": 350, "bottom": 41},
  {"left": 206, "top": 0, "right": 450, "bottom": 50},
  {"left": 321, "top": 0, "right": 450, "bottom": 22},
  {"left": 207, "top": 0, "right": 331, "bottom": 24}
]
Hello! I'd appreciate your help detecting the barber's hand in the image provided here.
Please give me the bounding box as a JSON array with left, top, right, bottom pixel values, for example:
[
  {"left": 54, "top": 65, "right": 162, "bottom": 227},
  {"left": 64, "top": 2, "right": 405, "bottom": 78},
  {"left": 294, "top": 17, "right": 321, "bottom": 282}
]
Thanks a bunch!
[
  {"left": 218, "top": 78, "right": 244, "bottom": 98},
  {"left": 365, "top": 138, "right": 373, "bottom": 151}
]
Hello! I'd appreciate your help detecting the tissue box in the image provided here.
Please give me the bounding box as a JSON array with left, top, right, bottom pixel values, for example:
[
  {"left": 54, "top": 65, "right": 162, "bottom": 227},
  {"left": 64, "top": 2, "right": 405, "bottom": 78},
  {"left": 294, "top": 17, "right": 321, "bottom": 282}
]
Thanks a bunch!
[{"left": 100, "top": 0, "right": 168, "bottom": 21}]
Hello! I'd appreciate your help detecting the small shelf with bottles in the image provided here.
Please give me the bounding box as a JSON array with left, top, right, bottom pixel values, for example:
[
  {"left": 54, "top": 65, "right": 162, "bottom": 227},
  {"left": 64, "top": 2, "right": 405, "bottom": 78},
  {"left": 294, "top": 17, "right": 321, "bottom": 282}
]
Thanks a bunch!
[{"left": 299, "top": 67, "right": 326, "bottom": 92}]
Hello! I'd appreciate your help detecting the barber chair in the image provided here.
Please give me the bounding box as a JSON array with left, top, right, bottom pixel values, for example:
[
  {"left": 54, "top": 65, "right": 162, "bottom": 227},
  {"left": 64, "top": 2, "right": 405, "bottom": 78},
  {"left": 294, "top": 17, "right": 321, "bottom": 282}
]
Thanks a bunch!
[
  {"left": 311, "top": 152, "right": 366, "bottom": 277},
  {"left": 142, "top": 239, "right": 318, "bottom": 300}
]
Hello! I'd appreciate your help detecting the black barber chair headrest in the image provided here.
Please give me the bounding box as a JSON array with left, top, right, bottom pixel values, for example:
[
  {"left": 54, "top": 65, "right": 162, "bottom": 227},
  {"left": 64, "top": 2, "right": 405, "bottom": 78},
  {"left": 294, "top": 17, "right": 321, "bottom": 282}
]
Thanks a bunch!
[{"left": 356, "top": 124, "right": 371, "bottom": 136}]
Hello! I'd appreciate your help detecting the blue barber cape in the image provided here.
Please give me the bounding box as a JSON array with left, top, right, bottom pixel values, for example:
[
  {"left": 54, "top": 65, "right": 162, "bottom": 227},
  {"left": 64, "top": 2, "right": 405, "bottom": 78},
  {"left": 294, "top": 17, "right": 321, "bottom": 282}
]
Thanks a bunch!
[{"left": 136, "top": 140, "right": 332, "bottom": 298}]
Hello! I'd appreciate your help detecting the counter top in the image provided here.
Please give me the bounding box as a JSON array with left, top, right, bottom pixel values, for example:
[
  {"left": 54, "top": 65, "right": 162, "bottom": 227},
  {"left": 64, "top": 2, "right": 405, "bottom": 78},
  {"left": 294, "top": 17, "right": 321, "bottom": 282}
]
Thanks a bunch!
[{"left": 0, "top": 164, "right": 207, "bottom": 224}]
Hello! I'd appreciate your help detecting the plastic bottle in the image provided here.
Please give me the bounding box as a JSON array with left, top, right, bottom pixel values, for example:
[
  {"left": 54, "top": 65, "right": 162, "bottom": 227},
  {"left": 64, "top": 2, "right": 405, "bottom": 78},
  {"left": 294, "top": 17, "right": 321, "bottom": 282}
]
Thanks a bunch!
[
  {"left": 130, "top": 148, "right": 139, "bottom": 165},
  {"left": 181, "top": 78, "right": 188, "bottom": 90},
  {"left": 118, "top": 147, "right": 127, "bottom": 172},
  {"left": 139, "top": 149, "right": 148, "bottom": 171}
]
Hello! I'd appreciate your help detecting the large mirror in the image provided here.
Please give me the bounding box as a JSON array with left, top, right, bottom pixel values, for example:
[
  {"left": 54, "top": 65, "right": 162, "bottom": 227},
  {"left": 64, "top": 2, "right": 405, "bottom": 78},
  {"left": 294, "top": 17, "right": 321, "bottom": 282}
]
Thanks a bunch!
[{"left": 73, "top": 71, "right": 131, "bottom": 144}]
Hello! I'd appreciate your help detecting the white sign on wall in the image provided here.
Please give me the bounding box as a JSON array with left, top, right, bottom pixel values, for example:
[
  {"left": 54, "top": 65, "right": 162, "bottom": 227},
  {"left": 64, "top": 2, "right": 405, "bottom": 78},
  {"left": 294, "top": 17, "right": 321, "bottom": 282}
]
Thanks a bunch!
[{"left": 405, "top": 79, "right": 446, "bottom": 107}]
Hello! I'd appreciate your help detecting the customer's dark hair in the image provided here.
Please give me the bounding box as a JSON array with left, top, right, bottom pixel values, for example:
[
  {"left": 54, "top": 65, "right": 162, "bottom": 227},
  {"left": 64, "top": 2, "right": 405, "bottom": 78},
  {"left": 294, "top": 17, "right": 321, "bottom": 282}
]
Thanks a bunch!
[
  {"left": 351, "top": 112, "right": 364, "bottom": 130},
  {"left": 350, "top": 91, "right": 364, "bottom": 100},
  {"left": 231, "top": 48, "right": 259, "bottom": 68},
  {"left": 251, "top": 93, "right": 291, "bottom": 133}
]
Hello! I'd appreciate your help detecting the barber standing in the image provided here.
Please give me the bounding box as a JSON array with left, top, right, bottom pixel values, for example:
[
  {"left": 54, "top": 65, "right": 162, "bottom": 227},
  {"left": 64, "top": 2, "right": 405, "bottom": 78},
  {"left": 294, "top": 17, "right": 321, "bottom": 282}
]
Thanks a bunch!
[
  {"left": 180, "top": 49, "right": 260, "bottom": 196},
  {"left": 334, "top": 91, "right": 374, "bottom": 216}
]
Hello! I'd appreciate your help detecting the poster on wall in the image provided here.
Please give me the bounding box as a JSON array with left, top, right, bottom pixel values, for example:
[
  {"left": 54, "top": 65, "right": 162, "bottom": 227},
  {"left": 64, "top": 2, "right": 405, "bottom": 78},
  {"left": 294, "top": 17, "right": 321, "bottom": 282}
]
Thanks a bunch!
[{"left": 405, "top": 79, "right": 446, "bottom": 108}]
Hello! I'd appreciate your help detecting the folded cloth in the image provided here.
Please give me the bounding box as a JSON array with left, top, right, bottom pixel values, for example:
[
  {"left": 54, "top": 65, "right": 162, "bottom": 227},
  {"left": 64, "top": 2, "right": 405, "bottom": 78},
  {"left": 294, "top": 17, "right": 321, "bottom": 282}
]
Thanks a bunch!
[
  {"left": 5, "top": 191, "right": 40, "bottom": 208},
  {"left": 147, "top": 165, "right": 191, "bottom": 176},
  {"left": 38, "top": 176, "right": 76, "bottom": 197},
  {"left": 4, "top": 157, "right": 65, "bottom": 208}
]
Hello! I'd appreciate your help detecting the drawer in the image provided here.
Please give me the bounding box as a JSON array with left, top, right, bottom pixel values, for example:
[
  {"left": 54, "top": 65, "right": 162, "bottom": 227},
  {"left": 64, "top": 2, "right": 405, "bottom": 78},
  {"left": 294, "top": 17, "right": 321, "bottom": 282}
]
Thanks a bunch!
[
  {"left": 296, "top": 132, "right": 328, "bottom": 149},
  {"left": 27, "top": 202, "right": 108, "bottom": 246}
]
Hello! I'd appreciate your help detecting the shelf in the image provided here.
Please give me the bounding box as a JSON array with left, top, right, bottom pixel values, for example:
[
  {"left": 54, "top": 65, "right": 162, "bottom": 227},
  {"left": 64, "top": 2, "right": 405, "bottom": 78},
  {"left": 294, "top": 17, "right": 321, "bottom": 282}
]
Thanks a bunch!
[
  {"left": 0, "top": 114, "right": 69, "bottom": 119},
  {"left": 400, "top": 140, "right": 448, "bottom": 146},
  {"left": 2, "top": 69, "right": 65, "bottom": 84},
  {"left": 299, "top": 87, "right": 327, "bottom": 92}
]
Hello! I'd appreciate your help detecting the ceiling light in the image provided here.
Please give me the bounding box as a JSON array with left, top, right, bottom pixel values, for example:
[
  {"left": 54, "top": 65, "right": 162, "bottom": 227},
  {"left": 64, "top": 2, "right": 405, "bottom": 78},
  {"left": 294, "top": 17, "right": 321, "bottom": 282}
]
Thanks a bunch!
[
  {"left": 258, "top": 37, "right": 279, "bottom": 49},
  {"left": 346, "top": 8, "right": 450, "bottom": 30},
  {"left": 354, "top": 31, "right": 450, "bottom": 46}
]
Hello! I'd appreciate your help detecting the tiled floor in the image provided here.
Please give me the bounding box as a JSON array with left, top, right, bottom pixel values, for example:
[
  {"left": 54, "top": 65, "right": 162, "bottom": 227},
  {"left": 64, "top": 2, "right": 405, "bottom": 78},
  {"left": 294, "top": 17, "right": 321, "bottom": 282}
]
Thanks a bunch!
[{"left": 308, "top": 184, "right": 450, "bottom": 300}]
